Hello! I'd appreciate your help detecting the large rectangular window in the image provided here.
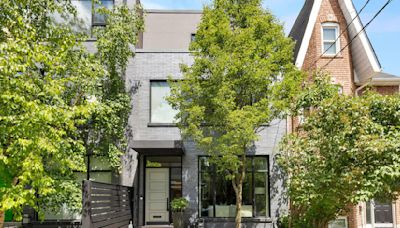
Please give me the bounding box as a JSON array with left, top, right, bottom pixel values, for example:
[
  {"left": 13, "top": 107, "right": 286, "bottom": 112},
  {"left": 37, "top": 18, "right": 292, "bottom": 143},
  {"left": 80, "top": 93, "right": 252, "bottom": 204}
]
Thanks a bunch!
[
  {"left": 150, "top": 81, "right": 178, "bottom": 123},
  {"left": 199, "top": 156, "right": 270, "bottom": 218}
]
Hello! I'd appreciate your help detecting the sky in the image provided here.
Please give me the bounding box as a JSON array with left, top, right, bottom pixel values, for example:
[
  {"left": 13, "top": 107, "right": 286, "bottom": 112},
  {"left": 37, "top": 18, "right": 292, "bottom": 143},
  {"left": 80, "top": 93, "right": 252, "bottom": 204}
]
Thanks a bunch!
[{"left": 140, "top": 0, "right": 400, "bottom": 75}]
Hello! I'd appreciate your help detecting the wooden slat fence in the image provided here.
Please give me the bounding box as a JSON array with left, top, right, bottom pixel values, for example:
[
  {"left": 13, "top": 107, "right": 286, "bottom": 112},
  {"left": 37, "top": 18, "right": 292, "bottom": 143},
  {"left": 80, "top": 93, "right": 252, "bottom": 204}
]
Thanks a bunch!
[{"left": 82, "top": 180, "right": 134, "bottom": 228}]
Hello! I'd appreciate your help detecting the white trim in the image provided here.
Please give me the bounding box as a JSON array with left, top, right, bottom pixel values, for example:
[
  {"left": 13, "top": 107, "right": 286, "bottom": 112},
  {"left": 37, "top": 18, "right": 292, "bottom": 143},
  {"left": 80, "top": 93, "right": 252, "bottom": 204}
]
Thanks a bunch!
[
  {"left": 364, "top": 200, "right": 395, "bottom": 228},
  {"left": 321, "top": 22, "right": 341, "bottom": 56},
  {"left": 392, "top": 200, "right": 397, "bottom": 228},
  {"left": 339, "top": 0, "right": 381, "bottom": 72},
  {"left": 295, "top": 0, "right": 323, "bottom": 68},
  {"left": 294, "top": 0, "right": 382, "bottom": 72}
]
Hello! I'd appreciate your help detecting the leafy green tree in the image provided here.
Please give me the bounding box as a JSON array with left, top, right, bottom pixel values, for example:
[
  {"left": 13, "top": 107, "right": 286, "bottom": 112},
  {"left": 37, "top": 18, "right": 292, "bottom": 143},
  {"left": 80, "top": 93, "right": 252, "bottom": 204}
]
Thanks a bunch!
[
  {"left": 279, "top": 75, "right": 400, "bottom": 227},
  {"left": 168, "top": 0, "right": 302, "bottom": 227},
  {"left": 0, "top": 0, "right": 142, "bottom": 220},
  {"left": 83, "top": 3, "right": 143, "bottom": 169}
]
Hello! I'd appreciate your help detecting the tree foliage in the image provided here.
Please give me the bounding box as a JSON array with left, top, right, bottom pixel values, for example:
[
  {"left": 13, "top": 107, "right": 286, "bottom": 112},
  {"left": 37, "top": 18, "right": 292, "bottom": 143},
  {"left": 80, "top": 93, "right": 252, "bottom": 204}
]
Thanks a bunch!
[
  {"left": 83, "top": 3, "right": 143, "bottom": 168},
  {"left": 168, "top": 0, "right": 302, "bottom": 226},
  {"left": 0, "top": 0, "right": 142, "bottom": 220},
  {"left": 279, "top": 74, "right": 400, "bottom": 227}
]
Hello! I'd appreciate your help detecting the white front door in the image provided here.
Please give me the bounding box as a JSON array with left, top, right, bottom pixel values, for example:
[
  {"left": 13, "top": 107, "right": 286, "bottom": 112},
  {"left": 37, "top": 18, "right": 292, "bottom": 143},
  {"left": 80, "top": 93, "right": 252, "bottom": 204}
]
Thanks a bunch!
[{"left": 145, "top": 168, "right": 169, "bottom": 224}]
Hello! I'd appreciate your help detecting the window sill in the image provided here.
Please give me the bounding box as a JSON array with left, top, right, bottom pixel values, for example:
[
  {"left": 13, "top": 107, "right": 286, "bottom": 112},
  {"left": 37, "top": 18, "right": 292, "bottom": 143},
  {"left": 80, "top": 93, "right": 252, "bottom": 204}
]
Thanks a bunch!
[
  {"left": 147, "top": 123, "right": 178, "bottom": 127},
  {"left": 321, "top": 54, "right": 343, "bottom": 59},
  {"left": 85, "top": 38, "right": 97, "bottom": 42}
]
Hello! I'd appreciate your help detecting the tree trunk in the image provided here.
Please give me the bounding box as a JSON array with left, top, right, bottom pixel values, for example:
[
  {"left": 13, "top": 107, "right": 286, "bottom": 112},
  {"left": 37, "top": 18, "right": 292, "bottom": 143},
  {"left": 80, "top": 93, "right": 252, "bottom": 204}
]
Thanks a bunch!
[
  {"left": 0, "top": 211, "right": 4, "bottom": 228},
  {"left": 233, "top": 154, "right": 246, "bottom": 228},
  {"left": 235, "top": 182, "right": 243, "bottom": 228}
]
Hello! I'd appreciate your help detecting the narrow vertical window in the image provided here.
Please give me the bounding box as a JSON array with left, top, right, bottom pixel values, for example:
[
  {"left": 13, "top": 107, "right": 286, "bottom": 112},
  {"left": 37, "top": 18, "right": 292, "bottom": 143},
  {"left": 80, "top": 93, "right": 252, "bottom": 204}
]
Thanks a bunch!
[
  {"left": 322, "top": 23, "right": 340, "bottom": 55},
  {"left": 254, "top": 157, "right": 269, "bottom": 217},
  {"left": 191, "top": 34, "right": 196, "bottom": 42},
  {"left": 199, "top": 157, "right": 214, "bottom": 217}
]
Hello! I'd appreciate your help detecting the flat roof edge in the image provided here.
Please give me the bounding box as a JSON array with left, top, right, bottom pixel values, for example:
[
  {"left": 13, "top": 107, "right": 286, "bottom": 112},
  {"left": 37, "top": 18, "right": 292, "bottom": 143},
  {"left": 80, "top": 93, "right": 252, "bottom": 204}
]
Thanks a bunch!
[
  {"left": 135, "top": 49, "right": 191, "bottom": 53},
  {"left": 144, "top": 9, "right": 203, "bottom": 14}
]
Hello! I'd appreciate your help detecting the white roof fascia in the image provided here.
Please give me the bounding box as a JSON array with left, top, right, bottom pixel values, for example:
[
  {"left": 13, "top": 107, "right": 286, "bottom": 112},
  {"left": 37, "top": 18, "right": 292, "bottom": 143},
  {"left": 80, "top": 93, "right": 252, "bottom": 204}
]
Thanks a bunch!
[
  {"left": 295, "top": 0, "right": 323, "bottom": 69},
  {"left": 339, "top": 0, "right": 381, "bottom": 72}
]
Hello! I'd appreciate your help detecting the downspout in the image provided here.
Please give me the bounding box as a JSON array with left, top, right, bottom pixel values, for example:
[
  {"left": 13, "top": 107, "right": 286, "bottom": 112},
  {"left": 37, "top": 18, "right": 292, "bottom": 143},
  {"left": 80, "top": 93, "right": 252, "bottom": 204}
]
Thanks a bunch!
[{"left": 355, "top": 78, "right": 372, "bottom": 97}]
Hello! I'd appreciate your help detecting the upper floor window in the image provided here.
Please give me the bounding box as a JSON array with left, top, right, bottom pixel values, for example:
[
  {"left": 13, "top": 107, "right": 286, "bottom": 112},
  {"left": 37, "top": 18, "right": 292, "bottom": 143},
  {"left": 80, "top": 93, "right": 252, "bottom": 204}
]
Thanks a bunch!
[
  {"left": 93, "top": 0, "right": 114, "bottom": 25},
  {"left": 150, "top": 81, "right": 178, "bottom": 123},
  {"left": 72, "top": 0, "right": 114, "bottom": 35},
  {"left": 322, "top": 23, "right": 340, "bottom": 56},
  {"left": 191, "top": 33, "right": 196, "bottom": 42}
]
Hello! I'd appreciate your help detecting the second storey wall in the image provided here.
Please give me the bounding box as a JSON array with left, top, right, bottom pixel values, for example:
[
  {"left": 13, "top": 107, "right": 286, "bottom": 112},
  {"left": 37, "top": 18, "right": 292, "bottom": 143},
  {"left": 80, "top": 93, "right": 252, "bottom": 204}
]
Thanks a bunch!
[
  {"left": 125, "top": 51, "right": 193, "bottom": 142},
  {"left": 303, "top": 0, "right": 355, "bottom": 95}
]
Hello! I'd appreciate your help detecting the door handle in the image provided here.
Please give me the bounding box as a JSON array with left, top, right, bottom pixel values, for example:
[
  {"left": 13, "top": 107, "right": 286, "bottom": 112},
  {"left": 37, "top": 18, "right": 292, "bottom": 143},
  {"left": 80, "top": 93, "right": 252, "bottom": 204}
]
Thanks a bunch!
[{"left": 167, "top": 198, "right": 169, "bottom": 211}]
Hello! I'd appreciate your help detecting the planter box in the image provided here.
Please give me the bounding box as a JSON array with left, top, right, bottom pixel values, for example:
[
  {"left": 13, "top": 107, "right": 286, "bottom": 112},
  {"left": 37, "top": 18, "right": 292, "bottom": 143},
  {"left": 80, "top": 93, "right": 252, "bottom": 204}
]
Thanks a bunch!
[{"left": 172, "top": 212, "right": 184, "bottom": 228}]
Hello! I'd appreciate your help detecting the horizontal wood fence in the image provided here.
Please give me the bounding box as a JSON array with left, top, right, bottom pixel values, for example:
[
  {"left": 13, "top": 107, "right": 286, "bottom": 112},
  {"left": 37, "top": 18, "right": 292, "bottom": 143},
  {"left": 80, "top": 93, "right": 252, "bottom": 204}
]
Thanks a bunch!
[{"left": 82, "top": 180, "right": 134, "bottom": 228}]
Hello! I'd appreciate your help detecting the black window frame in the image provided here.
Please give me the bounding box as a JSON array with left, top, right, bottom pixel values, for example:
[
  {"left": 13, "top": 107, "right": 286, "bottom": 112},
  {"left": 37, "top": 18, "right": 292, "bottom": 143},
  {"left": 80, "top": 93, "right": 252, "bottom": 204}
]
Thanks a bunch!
[
  {"left": 72, "top": 0, "right": 114, "bottom": 36},
  {"left": 149, "top": 80, "right": 178, "bottom": 125},
  {"left": 73, "top": 155, "right": 114, "bottom": 183},
  {"left": 191, "top": 33, "right": 196, "bottom": 42},
  {"left": 198, "top": 155, "right": 271, "bottom": 219},
  {"left": 143, "top": 155, "right": 183, "bottom": 224}
]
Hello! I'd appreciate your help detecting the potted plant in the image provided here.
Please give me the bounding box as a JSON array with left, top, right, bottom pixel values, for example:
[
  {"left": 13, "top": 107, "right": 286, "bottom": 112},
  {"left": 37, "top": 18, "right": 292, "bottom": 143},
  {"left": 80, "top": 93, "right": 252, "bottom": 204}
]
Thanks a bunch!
[{"left": 171, "top": 197, "right": 189, "bottom": 228}]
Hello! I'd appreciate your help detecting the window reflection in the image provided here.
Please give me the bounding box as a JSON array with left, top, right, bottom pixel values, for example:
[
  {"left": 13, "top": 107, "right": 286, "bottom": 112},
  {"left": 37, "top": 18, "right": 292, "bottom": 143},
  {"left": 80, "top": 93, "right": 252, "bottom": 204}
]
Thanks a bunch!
[
  {"left": 70, "top": 0, "right": 114, "bottom": 35},
  {"left": 150, "top": 81, "right": 178, "bottom": 123},
  {"left": 199, "top": 156, "right": 270, "bottom": 218},
  {"left": 171, "top": 168, "right": 182, "bottom": 200},
  {"left": 93, "top": 0, "right": 114, "bottom": 25}
]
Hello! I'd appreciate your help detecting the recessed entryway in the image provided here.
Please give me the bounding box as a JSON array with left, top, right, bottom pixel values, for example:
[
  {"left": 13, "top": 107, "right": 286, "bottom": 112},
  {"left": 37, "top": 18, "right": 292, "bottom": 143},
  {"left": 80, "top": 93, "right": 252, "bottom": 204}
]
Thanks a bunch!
[{"left": 144, "top": 156, "right": 183, "bottom": 226}]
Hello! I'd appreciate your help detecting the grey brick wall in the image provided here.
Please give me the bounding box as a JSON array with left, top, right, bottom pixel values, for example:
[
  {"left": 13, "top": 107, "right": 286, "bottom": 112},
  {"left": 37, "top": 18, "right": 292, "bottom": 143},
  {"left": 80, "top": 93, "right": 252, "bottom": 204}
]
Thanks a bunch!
[
  {"left": 125, "top": 51, "right": 193, "bottom": 142},
  {"left": 122, "top": 51, "right": 288, "bottom": 227}
]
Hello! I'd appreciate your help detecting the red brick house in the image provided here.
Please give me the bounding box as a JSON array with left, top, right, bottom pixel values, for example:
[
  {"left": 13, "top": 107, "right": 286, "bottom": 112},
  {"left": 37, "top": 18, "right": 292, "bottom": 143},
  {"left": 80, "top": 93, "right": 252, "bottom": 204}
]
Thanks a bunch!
[{"left": 289, "top": 0, "right": 400, "bottom": 227}]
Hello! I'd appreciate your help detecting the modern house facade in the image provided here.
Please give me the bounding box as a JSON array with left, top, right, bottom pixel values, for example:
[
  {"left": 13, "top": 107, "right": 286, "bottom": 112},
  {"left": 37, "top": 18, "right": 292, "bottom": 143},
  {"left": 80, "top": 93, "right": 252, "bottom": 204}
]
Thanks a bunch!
[
  {"left": 289, "top": 0, "right": 400, "bottom": 228},
  {"left": 121, "top": 8, "right": 288, "bottom": 228}
]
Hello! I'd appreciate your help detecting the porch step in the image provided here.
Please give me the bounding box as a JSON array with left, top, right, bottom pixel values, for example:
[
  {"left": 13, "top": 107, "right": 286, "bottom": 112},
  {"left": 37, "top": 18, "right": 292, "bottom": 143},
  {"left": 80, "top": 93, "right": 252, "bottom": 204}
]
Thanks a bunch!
[{"left": 141, "top": 225, "right": 173, "bottom": 228}]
